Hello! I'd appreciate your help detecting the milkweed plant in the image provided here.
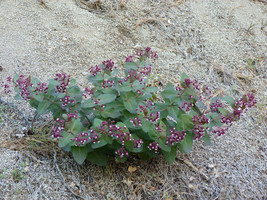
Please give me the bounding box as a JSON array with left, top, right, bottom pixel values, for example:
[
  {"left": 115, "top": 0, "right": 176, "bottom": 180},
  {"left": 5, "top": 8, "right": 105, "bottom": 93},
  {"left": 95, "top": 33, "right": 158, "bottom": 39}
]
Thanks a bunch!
[{"left": 1, "top": 48, "right": 257, "bottom": 166}]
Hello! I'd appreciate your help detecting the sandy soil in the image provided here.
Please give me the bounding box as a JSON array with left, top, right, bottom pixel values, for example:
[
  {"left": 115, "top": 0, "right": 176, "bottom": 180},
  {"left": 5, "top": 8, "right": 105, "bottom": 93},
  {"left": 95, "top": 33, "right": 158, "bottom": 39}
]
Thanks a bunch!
[{"left": 0, "top": 0, "right": 266, "bottom": 199}]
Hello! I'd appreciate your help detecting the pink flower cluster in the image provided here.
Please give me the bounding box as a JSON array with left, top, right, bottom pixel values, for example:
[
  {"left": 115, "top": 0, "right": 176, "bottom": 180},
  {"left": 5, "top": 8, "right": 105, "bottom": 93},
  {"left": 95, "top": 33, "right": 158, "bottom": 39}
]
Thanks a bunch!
[
  {"left": 125, "top": 47, "right": 158, "bottom": 63},
  {"left": 125, "top": 55, "right": 133, "bottom": 62},
  {"left": 60, "top": 96, "right": 75, "bottom": 108},
  {"left": 148, "top": 141, "right": 160, "bottom": 153},
  {"left": 137, "top": 104, "right": 148, "bottom": 115},
  {"left": 88, "top": 120, "right": 143, "bottom": 158},
  {"left": 130, "top": 117, "right": 142, "bottom": 127},
  {"left": 155, "top": 124, "right": 163, "bottom": 134},
  {"left": 89, "top": 65, "right": 102, "bottom": 77},
  {"left": 52, "top": 118, "right": 65, "bottom": 138},
  {"left": 212, "top": 127, "right": 229, "bottom": 136},
  {"left": 193, "top": 125, "right": 206, "bottom": 140},
  {"left": 192, "top": 115, "right": 209, "bottom": 124},
  {"left": 101, "top": 80, "right": 115, "bottom": 89},
  {"left": 176, "top": 84, "right": 183, "bottom": 92},
  {"left": 66, "top": 112, "right": 79, "bottom": 121},
  {"left": 184, "top": 78, "right": 192, "bottom": 87},
  {"left": 183, "top": 78, "right": 201, "bottom": 91},
  {"left": 133, "top": 138, "right": 143, "bottom": 148},
  {"left": 211, "top": 93, "right": 257, "bottom": 136},
  {"left": 54, "top": 73, "right": 70, "bottom": 93},
  {"left": 210, "top": 99, "right": 223, "bottom": 112},
  {"left": 73, "top": 132, "right": 89, "bottom": 146},
  {"left": 131, "top": 108, "right": 160, "bottom": 127},
  {"left": 102, "top": 59, "right": 116, "bottom": 72},
  {"left": 125, "top": 70, "right": 143, "bottom": 83},
  {"left": 136, "top": 100, "right": 156, "bottom": 115},
  {"left": 52, "top": 111, "right": 80, "bottom": 138},
  {"left": 113, "top": 130, "right": 131, "bottom": 146},
  {"left": 165, "top": 128, "right": 186, "bottom": 146},
  {"left": 146, "top": 111, "right": 160, "bottom": 123},
  {"left": 115, "top": 147, "right": 129, "bottom": 159},
  {"left": 84, "top": 88, "right": 94, "bottom": 95},
  {"left": 176, "top": 78, "right": 212, "bottom": 102},
  {"left": 34, "top": 82, "right": 48, "bottom": 95},
  {"left": 83, "top": 88, "right": 94, "bottom": 99},
  {"left": 15, "top": 75, "right": 32, "bottom": 100},
  {"left": 136, "top": 47, "right": 158, "bottom": 60},
  {"left": 192, "top": 114, "right": 209, "bottom": 140},
  {"left": 179, "top": 101, "right": 193, "bottom": 112},
  {"left": 220, "top": 114, "right": 233, "bottom": 124},
  {"left": 1, "top": 76, "right": 12, "bottom": 94},
  {"left": 89, "top": 59, "right": 116, "bottom": 77},
  {"left": 220, "top": 93, "right": 257, "bottom": 124},
  {"left": 139, "top": 65, "right": 152, "bottom": 76},
  {"left": 89, "top": 129, "right": 101, "bottom": 144},
  {"left": 233, "top": 93, "right": 257, "bottom": 115},
  {"left": 136, "top": 89, "right": 144, "bottom": 95},
  {"left": 200, "top": 86, "right": 212, "bottom": 101}
]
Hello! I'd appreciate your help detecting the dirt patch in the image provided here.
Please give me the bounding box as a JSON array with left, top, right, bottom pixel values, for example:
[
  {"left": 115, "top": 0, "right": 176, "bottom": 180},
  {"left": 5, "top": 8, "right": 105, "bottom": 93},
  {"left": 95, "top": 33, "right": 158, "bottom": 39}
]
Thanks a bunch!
[{"left": 0, "top": 0, "right": 266, "bottom": 199}]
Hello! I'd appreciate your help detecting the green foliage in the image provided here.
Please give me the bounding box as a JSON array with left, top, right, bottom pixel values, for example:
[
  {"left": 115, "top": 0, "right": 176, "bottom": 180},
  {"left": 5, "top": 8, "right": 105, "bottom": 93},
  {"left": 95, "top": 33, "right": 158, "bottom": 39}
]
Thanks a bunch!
[
  {"left": 222, "top": 96, "right": 235, "bottom": 107},
  {"left": 12, "top": 168, "right": 24, "bottom": 182},
  {"left": 9, "top": 49, "right": 256, "bottom": 166},
  {"left": 178, "top": 133, "right": 194, "bottom": 153}
]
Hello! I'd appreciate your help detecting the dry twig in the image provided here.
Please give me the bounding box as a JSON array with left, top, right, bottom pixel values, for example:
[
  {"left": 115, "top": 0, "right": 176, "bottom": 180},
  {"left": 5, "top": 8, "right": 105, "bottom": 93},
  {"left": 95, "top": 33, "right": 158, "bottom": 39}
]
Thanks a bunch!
[
  {"left": 74, "top": 0, "right": 104, "bottom": 13},
  {"left": 53, "top": 150, "right": 85, "bottom": 200},
  {"left": 252, "top": 0, "right": 267, "bottom": 4},
  {"left": 136, "top": 18, "right": 167, "bottom": 26},
  {"left": 177, "top": 158, "right": 209, "bottom": 181}
]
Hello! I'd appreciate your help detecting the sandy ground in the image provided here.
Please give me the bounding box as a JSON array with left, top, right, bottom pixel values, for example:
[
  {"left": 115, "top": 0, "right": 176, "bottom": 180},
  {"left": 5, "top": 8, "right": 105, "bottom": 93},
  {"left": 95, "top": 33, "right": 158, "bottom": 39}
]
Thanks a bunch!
[{"left": 0, "top": 0, "right": 266, "bottom": 199}]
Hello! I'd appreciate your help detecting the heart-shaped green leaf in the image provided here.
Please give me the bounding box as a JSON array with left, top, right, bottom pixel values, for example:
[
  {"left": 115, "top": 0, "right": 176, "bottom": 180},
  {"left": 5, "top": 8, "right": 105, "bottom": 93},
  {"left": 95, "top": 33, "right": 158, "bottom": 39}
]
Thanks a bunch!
[
  {"left": 98, "top": 94, "right": 117, "bottom": 104},
  {"left": 58, "top": 131, "right": 75, "bottom": 148},
  {"left": 178, "top": 132, "right": 193, "bottom": 153},
  {"left": 121, "top": 92, "right": 138, "bottom": 114},
  {"left": 222, "top": 96, "right": 235, "bottom": 107},
  {"left": 162, "top": 145, "right": 178, "bottom": 164},
  {"left": 86, "top": 151, "right": 107, "bottom": 166},
  {"left": 71, "top": 146, "right": 88, "bottom": 164}
]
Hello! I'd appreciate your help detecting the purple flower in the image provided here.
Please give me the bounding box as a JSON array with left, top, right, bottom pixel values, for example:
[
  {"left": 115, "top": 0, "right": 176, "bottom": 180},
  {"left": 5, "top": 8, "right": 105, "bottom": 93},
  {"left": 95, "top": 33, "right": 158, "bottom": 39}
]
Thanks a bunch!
[
  {"left": 130, "top": 117, "right": 142, "bottom": 127},
  {"left": 73, "top": 132, "right": 89, "bottom": 146},
  {"left": 89, "top": 65, "right": 102, "bottom": 77},
  {"left": 115, "top": 147, "right": 129, "bottom": 159},
  {"left": 212, "top": 127, "right": 229, "bottom": 136},
  {"left": 210, "top": 99, "right": 223, "bottom": 112},
  {"left": 102, "top": 59, "right": 116, "bottom": 72},
  {"left": 148, "top": 141, "right": 160, "bottom": 153},
  {"left": 15, "top": 75, "right": 32, "bottom": 100},
  {"left": 133, "top": 138, "right": 143, "bottom": 149},
  {"left": 54, "top": 73, "right": 70, "bottom": 93},
  {"left": 125, "top": 55, "right": 133, "bottom": 62},
  {"left": 136, "top": 47, "right": 158, "bottom": 60},
  {"left": 166, "top": 128, "right": 186, "bottom": 146},
  {"left": 184, "top": 78, "right": 192, "bottom": 87},
  {"left": 193, "top": 125, "right": 206, "bottom": 140}
]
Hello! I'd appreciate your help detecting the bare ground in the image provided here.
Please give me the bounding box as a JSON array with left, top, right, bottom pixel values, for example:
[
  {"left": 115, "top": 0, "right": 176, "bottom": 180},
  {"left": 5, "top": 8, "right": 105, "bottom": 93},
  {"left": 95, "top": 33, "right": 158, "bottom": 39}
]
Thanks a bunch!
[{"left": 0, "top": 0, "right": 266, "bottom": 199}]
